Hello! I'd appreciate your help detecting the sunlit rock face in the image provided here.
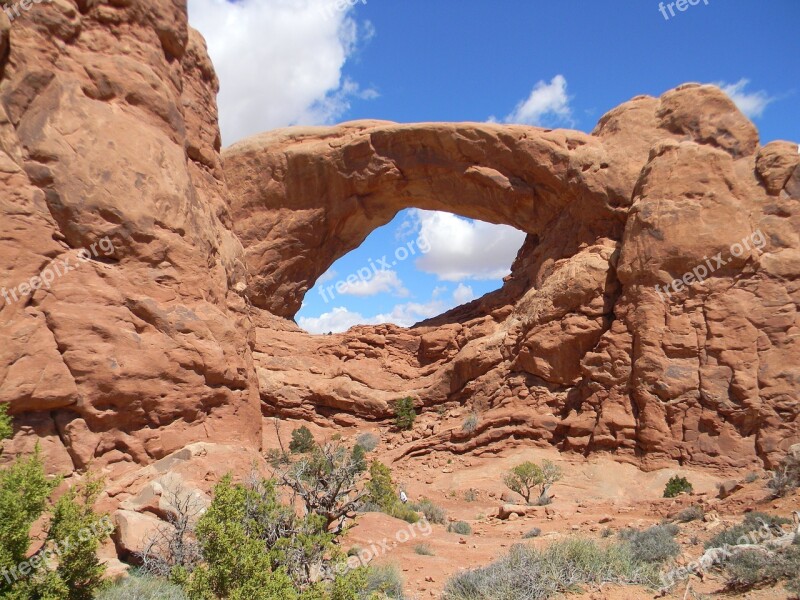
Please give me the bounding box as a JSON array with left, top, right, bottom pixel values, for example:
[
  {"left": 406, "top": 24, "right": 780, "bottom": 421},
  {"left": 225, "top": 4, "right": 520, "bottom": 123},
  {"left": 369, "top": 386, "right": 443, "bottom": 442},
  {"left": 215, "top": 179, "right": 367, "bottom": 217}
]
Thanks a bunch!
[
  {"left": 228, "top": 86, "right": 799, "bottom": 471},
  {"left": 0, "top": 0, "right": 797, "bottom": 486}
]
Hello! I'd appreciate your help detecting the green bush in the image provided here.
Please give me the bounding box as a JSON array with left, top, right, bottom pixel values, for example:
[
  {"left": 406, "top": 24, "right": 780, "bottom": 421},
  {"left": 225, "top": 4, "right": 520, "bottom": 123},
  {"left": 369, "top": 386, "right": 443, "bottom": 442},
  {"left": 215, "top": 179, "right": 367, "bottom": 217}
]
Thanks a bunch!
[
  {"left": 365, "top": 461, "right": 398, "bottom": 511},
  {"left": 393, "top": 397, "right": 417, "bottom": 431},
  {"left": 289, "top": 426, "right": 315, "bottom": 454},
  {"left": 363, "top": 564, "right": 405, "bottom": 599},
  {"left": 663, "top": 475, "right": 693, "bottom": 498},
  {"left": 0, "top": 403, "right": 12, "bottom": 446},
  {"left": 351, "top": 444, "right": 367, "bottom": 474},
  {"left": 442, "top": 538, "right": 660, "bottom": 600},
  {"left": 96, "top": 574, "right": 188, "bottom": 600},
  {"left": 182, "top": 475, "right": 298, "bottom": 599},
  {"left": 364, "top": 461, "right": 418, "bottom": 524},
  {"left": 618, "top": 524, "right": 679, "bottom": 564},
  {"left": 706, "top": 512, "right": 790, "bottom": 549},
  {"left": 388, "top": 503, "right": 419, "bottom": 524},
  {"left": 414, "top": 543, "right": 435, "bottom": 556},
  {"left": 676, "top": 506, "right": 704, "bottom": 523},
  {"left": 447, "top": 521, "right": 472, "bottom": 535},
  {"left": 47, "top": 476, "right": 112, "bottom": 600},
  {"left": 1, "top": 412, "right": 111, "bottom": 600},
  {"left": 409, "top": 498, "right": 446, "bottom": 525},
  {"left": 355, "top": 432, "right": 380, "bottom": 452}
]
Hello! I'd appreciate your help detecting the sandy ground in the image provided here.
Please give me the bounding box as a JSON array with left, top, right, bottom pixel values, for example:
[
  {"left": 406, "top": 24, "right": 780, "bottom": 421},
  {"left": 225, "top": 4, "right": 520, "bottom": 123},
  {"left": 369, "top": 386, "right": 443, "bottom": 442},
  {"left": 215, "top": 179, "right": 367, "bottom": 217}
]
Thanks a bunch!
[
  {"left": 264, "top": 419, "right": 799, "bottom": 599},
  {"left": 343, "top": 445, "right": 799, "bottom": 599}
]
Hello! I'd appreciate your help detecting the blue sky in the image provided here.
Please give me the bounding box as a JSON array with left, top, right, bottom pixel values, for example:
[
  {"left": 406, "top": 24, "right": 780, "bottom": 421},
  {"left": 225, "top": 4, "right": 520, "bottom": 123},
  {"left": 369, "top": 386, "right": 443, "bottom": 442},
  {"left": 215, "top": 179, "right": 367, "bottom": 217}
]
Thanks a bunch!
[{"left": 188, "top": 0, "right": 800, "bottom": 333}]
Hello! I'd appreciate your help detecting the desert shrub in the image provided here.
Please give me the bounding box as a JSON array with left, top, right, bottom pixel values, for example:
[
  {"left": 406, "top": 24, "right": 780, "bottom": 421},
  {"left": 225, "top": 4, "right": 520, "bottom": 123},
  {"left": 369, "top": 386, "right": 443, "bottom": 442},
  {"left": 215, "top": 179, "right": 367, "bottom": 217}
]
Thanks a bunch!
[
  {"left": 182, "top": 475, "right": 300, "bottom": 598},
  {"left": 347, "top": 546, "right": 362, "bottom": 557},
  {"left": 522, "top": 528, "right": 541, "bottom": 539},
  {"left": 706, "top": 512, "right": 790, "bottom": 549},
  {"left": 278, "top": 442, "right": 368, "bottom": 533},
  {"left": 463, "top": 488, "right": 478, "bottom": 502},
  {"left": 503, "top": 460, "right": 562, "bottom": 504},
  {"left": 414, "top": 543, "right": 435, "bottom": 556},
  {"left": 410, "top": 498, "right": 446, "bottom": 525},
  {"left": 600, "top": 527, "right": 613, "bottom": 538},
  {"left": 1, "top": 410, "right": 112, "bottom": 600},
  {"left": 364, "top": 461, "right": 418, "bottom": 524},
  {"left": 677, "top": 506, "right": 705, "bottom": 523},
  {"left": 391, "top": 504, "right": 421, "bottom": 524},
  {"left": 0, "top": 449, "right": 57, "bottom": 594},
  {"left": 724, "top": 549, "right": 771, "bottom": 589},
  {"left": 351, "top": 444, "right": 367, "bottom": 474},
  {"left": 365, "top": 460, "right": 398, "bottom": 511},
  {"left": 355, "top": 432, "right": 380, "bottom": 452},
  {"left": 462, "top": 413, "right": 479, "bottom": 434},
  {"left": 46, "top": 476, "right": 113, "bottom": 600},
  {"left": 96, "top": 574, "right": 188, "bottom": 600},
  {"left": 289, "top": 425, "right": 315, "bottom": 454},
  {"left": 265, "top": 448, "right": 290, "bottom": 468},
  {"left": 0, "top": 403, "right": 11, "bottom": 446},
  {"left": 769, "top": 449, "right": 800, "bottom": 498},
  {"left": 393, "top": 397, "right": 417, "bottom": 431},
  {"left": 442, "top": 538, "right": 660, "bottom": 600},
  {"left": 663, "top": 475, "right": 693, "bottom": 498},
  {"left": 364, "top": 564, "right": 405, "bottom": 599},
  {"left": 182, "top": 473, "right": 372, "bottom": 599},
  {"left": 724, "top": 544, "right": 800, "bottom": 592},
  {"left": 140, "top": 482, "right": 203, "bottom": 578},
  {"left": 744, "top": 471, "right": 760, "bottom": 483},
  {"left": 618, "top": 524, "right": 680, "bottom": 564},
  {"left": 447, "top": 521, "right": 472, "bottom": 535}
]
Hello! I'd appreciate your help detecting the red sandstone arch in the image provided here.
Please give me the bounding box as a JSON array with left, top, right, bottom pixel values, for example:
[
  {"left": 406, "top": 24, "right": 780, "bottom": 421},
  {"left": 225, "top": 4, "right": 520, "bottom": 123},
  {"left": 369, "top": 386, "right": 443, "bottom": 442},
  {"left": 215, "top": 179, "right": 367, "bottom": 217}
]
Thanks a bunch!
[{"left": 223, "top": 121, "right": 630, "bottom": 318}]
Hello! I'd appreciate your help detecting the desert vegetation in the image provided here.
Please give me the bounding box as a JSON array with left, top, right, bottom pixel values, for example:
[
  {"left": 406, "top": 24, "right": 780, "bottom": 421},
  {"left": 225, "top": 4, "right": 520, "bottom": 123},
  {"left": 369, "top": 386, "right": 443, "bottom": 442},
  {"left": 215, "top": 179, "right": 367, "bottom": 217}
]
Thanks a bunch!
[
  {"left": 392, "top": 398, "right": 417, "bottom": 431},
  {"left": 442, "top": 536, "right": 664, "bottom": 600},
  {"left": 769, "top": 447, "right": 800, "bottom": 498},
  {"left": 663, "top": 475, "right": 693, "bottom": 498},
  {"left": 0, "top": 405, "right": 112, "bottom": 600},
  {"left": 502, "top": 460, "right": 562, "bottom": 505},
  {"left": 130, "top": 436, "right": 411, "bottom": 599}
]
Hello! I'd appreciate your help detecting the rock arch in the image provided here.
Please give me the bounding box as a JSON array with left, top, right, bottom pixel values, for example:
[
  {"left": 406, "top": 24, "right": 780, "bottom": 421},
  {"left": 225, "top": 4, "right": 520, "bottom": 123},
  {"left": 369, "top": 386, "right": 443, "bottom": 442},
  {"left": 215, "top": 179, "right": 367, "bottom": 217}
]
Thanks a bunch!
[
  {"left": 228, "top": 85, "right": 800, "bottom": 469},
  {"left": 223, "top": 121, "right": 630, "bottom": 318}
]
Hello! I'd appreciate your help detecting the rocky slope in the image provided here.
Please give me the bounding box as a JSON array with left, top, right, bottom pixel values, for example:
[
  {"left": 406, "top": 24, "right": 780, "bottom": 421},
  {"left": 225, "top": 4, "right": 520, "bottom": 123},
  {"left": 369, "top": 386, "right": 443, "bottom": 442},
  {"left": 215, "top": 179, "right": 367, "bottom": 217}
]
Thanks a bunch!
[{"left": 1, "top": 0, "right": 798, "bottom": 497}]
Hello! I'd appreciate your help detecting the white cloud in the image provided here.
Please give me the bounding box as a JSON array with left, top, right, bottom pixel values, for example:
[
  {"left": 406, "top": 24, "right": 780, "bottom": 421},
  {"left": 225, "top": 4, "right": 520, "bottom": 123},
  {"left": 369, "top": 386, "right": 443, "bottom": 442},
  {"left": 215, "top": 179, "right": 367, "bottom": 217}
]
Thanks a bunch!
[
  {"left": 298, "top": 298, "right": 446, "bottom": 334},
  {"left": 317, "top": 269, "right": 337, "bottom": 284},
  {"left": 298, "top": 307, "right": 369, "bottom": 334},
  {"left": 718, "top": 79, "right": 775, "bottom": 119},
  {"left": 493, "top": 75, "right": 574, "bottom": 127},
  {"left": 405, "top": 210, "right": 526, "bottom": 282},
  {"left": 188, "top": 0, "right": 375, "bottom": 144},
  {"left": 453, "top": 283, "right": 475, "bottom": 305},
  {"left": 338, "top": 269, "right": 408, "bottom": 297}
]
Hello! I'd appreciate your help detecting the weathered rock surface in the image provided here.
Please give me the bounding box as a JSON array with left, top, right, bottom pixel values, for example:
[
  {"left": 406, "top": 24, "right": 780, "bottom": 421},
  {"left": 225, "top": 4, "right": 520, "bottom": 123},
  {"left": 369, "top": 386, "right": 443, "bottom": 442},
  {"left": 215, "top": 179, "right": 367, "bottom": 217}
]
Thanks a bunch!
[
  {"left": 232, "top": 85, "right": 799, "bottom": 470},
  {"left": 0, "top": 0, "right": 260, "bottom": 479},
  {"left": 0, "top": 0, "right": 798, "bottom": 517}
]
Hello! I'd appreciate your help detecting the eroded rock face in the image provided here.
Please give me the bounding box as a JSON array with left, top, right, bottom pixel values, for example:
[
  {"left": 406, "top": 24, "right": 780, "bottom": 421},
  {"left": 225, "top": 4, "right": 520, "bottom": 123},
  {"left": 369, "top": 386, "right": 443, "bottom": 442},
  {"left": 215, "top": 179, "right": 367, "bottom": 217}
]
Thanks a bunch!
[
  {"left": 0, "top": 0, "right": 260, "bottom": 477},
  {"left": 229, "top": 84, "right": 799, "bottom": 470},
  {"left": 0, "top": 0, "right": 797, "bottom": 492}
]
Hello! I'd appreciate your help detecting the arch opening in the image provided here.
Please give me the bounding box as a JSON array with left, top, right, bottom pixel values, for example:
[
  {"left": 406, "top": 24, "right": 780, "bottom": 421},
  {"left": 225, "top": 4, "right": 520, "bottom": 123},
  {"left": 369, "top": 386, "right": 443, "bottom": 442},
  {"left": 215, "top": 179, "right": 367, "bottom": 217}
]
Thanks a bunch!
[{"left": 296, "top": 208, "right": 527, "bottom": 334}]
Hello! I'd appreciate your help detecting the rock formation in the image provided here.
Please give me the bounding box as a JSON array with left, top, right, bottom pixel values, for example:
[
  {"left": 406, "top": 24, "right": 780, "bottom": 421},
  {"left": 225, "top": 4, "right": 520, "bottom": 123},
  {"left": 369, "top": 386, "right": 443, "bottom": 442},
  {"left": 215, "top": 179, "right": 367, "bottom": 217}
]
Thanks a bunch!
[{"left": 0, "top": 0, "right": 798, "bottom": 509}]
